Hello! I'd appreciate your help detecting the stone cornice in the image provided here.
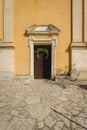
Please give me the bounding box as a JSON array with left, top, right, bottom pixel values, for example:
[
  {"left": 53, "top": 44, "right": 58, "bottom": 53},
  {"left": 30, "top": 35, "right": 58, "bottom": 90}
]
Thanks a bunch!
[
  {"left": 0, "top": 42, "right": 14, "bottom": 48},
  {"left": 70, "top": 43, "right": 87, "bottom": 49}
]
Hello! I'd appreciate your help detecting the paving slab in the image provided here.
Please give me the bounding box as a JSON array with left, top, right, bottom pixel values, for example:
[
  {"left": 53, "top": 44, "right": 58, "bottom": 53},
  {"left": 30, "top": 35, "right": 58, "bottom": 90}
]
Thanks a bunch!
[{"left": 0, "top": 80, "right": 87, "bottom": 130}]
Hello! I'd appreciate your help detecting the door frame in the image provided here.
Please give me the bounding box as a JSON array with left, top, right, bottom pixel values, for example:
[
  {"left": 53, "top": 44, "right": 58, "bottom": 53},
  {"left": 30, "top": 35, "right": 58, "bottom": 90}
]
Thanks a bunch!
[{"left": 28, "top": 35, "right": 57, "bottom": 79}]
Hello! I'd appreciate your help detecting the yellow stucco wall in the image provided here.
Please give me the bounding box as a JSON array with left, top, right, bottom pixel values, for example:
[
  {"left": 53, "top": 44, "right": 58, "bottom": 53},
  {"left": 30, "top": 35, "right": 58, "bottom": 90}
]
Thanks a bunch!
[
  {"left": 0, "top": 0, "right": 4, "bottom": 41},
  {"left": 13, "top": 0, "right": 71, "bottom": 75}
]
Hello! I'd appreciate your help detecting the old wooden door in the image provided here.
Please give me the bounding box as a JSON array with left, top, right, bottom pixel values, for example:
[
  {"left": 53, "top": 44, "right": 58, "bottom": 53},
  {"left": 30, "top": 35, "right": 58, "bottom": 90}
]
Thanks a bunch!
[{"left": 34, "top": 45, "right": 51, "bottom": 79}]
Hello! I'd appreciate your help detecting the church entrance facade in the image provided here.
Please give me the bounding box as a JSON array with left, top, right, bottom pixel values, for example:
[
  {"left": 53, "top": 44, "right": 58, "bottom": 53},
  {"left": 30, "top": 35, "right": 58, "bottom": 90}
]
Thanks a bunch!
[{"left": 0, "top": 0, "right": 87, "bottom": 80}]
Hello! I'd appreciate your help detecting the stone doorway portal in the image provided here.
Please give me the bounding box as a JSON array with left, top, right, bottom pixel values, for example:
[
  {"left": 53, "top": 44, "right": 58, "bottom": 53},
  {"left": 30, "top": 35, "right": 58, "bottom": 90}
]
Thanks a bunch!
[{"left": 25, "top": 24, "right": 60, "bottom": 79}]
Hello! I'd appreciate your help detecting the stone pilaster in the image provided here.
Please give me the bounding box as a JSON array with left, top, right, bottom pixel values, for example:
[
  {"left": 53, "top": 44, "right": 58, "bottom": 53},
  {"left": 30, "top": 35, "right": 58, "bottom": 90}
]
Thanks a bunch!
[
  {"left": 72, "top": 0, "right": 82, "bottom": 43},
  {"left": 71, "top": 0, "right": 87, "bottom": 80},
  {"left": 84, "top": 0, "right": 87, "bottom": 42},
  {"left": 4, "top": 0, "right": 13, "bottom": 42},
  {"left": 0, "top": 0, "right": 14, "bottom": 80},
  {"left": 0, "top": 0, "right": 3, "bottom": 40},
  {"left": 0, "top": 0, "right": 2, "bottom": 39}
]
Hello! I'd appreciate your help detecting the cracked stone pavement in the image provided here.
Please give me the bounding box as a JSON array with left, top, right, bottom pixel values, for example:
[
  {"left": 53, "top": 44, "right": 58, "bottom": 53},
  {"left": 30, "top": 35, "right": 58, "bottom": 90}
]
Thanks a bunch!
[{"left": 0, "top": 79, "right": 87, "bottom": 130}]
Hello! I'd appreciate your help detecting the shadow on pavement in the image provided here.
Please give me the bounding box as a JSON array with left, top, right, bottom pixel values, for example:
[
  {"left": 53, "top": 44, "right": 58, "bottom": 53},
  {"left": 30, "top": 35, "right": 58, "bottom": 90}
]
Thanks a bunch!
[{"left": 79, "top": 85, "right": 87, "bottom": 90}]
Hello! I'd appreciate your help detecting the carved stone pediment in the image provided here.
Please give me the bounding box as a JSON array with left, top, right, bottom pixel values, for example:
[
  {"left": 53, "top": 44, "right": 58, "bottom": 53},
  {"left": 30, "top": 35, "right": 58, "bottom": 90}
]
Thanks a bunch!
[{"left": 26, "top": 24, "right": 60, "bottom": 35}]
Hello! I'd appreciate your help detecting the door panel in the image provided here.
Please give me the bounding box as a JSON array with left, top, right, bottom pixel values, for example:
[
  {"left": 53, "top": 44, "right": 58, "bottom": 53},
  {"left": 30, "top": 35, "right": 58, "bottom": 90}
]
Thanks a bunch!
[
  {"left": 43, "top": 46, "right": 51, "bottom": 79},
  {"left": 34, "top": 46, "right": 43, "bottom": 79}
]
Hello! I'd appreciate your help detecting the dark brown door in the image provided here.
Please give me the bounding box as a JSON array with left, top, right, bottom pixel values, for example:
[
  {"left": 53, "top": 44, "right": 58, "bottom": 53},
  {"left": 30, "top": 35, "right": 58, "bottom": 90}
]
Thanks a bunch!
[{"left": 34, "top": 45, "right": 51, "bottom": 79}]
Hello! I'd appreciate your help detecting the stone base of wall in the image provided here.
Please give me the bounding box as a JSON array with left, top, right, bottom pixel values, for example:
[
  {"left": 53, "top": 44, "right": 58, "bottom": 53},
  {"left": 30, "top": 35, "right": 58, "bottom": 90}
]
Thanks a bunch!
[
  {"left": 12, "top": 76, "right": 31, "bottom": 82},
  {"left": 0, "top": 71, "right": 14, "bottom": 80},
  {"left": 71, "top": 44, "right": 87, "bottom": 80},
  {"left": 77, "top": 71, "right": 87, "bottom": 80},
  {"left": 0, "top": 43, "right": 14, "bottom": 80},
  {"left": 0, "top": 74, "right": 31, "bottom": 83}
]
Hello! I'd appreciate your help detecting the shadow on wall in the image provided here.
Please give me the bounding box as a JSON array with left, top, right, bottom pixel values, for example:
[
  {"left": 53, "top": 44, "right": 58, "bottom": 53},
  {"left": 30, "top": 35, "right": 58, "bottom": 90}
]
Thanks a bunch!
[
  {"left": 55, "top": 64, "right": 80, "bottom": 80},
  {"left": 65, "top": 43, "right": 71, "bottom": 73}
]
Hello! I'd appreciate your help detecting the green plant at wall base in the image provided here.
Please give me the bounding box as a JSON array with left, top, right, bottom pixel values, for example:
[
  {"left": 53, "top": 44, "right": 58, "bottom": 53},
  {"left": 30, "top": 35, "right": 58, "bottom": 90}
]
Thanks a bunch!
[
  {"left": 0, "top": 39, "right": 3, "bottom": 43},
  {"left": 85, "top": 43, "right": 87, "bottom": 46},
  {"left": 85, "top": 43, "right": 87, "bottom": 48},
  {"left": 35, "top": 48, "right": 49, "bottom": 60}
]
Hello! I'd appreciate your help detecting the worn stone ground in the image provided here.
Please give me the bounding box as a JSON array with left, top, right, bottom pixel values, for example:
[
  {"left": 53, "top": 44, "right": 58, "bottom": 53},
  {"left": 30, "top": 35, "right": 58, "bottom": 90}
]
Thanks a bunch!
[{"left": 0, "top": 79, "right": 87, "bottom": 130}]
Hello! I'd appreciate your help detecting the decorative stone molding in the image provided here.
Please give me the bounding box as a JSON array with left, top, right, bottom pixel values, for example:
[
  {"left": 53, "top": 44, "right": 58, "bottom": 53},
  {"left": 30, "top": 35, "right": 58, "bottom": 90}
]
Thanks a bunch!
[
  {"left": 26, "top": 24, "right": 60, "bottom": 35},
  {"left": 71, "top": 43, "right": 87, "bottom": 49},
  {"left": 28, "top": 36, "right": 57, "bottom": 79},
  {"left": 28, "top": 37, "right": 34, "bottom": 79}
]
